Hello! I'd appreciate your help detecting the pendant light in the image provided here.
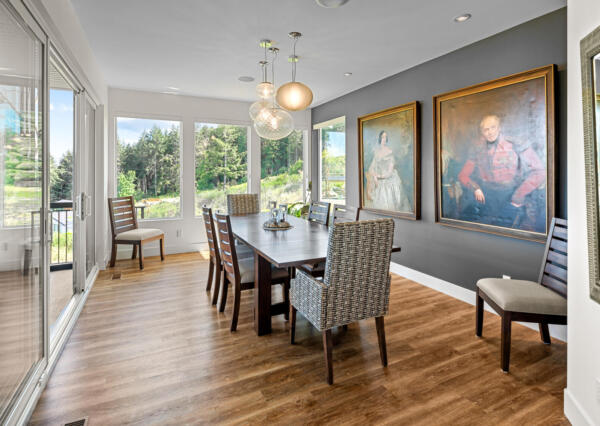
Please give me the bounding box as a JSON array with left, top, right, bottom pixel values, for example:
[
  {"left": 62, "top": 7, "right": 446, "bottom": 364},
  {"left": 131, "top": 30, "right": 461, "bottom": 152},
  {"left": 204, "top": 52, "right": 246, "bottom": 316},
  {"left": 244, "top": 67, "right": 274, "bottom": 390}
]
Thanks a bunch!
[
  {"left": 249, "top": 59, "right": 273, "bottom": 121},
  {"left": 255, "top": 40, "right": 274, "bottom": 99},
  {"left": 254, "top": 47, "right": 294, "bottom": 140},
  {"left": 276, "top": 32, "right": 313, "bottom": 111}
]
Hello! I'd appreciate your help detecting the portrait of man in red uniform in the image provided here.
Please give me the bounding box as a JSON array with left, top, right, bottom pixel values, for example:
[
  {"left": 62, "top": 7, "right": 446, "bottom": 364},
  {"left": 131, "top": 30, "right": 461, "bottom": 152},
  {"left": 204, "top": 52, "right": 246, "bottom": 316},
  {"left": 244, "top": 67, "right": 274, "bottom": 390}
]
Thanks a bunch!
[{"left": 456, "top": 115, "right": 546, "bottom": 232}]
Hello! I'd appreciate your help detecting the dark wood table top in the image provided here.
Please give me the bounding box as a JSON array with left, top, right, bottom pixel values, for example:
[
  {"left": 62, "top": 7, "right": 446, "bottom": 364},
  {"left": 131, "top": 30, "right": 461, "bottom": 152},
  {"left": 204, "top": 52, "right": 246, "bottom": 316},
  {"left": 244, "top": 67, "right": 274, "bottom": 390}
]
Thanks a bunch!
[{"left": 229, "top": 213, "right": 400, "bottom": 268}]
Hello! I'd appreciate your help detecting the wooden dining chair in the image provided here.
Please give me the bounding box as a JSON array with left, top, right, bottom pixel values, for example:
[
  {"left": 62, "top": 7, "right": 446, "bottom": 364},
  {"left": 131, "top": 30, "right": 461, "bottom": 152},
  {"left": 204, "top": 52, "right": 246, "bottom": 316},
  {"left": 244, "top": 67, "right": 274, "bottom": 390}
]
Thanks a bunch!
[
  {"left": 476, "top": 218, "right": 568, "bottom": 372},
  {"left": 214, "top": 212, "right": 291, "bottom": 331},
  {"left": 202, "top": 206, "right": 222, "bottom": 305},
  {"left": 227, "top": 193, "right": 259, "bottom": 215},
  {"left": 332, "top": 204, "right": 361, "bottom": 223},
  {"left": 108, "top": 196, "right": 164, "bottom": 270},
  {"left": 290, "top": 219, "right": 395, "bottom": 384},
  {"left": 299, "top": 204, "right": 361, "bottom": 278},
  {"left": 307, "top": 201, "right": 331, "bottom": 226}
]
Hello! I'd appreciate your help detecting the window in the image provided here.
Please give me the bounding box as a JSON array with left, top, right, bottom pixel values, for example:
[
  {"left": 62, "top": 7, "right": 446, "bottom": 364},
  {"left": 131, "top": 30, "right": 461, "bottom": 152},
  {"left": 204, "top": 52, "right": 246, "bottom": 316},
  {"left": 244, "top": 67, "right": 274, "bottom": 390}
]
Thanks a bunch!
[
  {"left": 260, "top": 130, "right": 306, "bottom": 211},
  {"left": 116, "top": 117, "right": 181, "bottom": 219},
  {"left": 194, "top": 122, "right": 248, "bottom": 214},
  {"left": 316, "top": 117, "right": 345, "bottom": 204}
]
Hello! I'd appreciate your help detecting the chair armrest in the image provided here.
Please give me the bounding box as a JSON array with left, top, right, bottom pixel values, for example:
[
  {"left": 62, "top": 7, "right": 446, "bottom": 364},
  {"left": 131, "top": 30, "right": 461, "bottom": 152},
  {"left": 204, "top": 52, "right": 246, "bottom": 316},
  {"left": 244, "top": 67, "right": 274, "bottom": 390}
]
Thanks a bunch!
[{"left": 290, "top": 270, "right": 329, "bottom": 331}]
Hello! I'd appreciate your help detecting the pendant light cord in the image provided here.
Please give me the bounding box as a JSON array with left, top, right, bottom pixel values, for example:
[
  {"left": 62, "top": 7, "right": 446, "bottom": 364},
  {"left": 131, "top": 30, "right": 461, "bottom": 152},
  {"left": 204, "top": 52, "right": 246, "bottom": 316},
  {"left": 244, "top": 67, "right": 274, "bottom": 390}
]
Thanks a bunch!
[{"left": 292, "top": 37, "right": 298, "bottom": 82}]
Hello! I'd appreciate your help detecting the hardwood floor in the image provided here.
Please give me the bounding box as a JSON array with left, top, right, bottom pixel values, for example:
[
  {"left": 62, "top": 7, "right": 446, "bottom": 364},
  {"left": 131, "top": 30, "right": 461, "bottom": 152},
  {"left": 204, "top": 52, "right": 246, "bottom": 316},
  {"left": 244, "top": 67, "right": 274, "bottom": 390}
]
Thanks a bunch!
[{"left": 29, "top": 253, "right": 568, "bottom": 425}]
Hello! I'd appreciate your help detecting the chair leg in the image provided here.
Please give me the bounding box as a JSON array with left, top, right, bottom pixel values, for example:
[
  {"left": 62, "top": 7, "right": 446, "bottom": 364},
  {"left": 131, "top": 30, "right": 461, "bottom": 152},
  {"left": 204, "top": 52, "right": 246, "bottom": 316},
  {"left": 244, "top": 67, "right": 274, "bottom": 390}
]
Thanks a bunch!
[
  {"left": 159, "top": 237, "right": 165, "bottom": 261},
  {"left": 206, "top": 259, "right": 214, "bottom": 292},
  {"left": 539, "top": 322, "right": 551, "bottom": 345},
  {"left": 230, "top": 280, "right": 241, "bottom": 332},
  {"left": 476, "top": 288, "right": 484, "bottom": 337},
  {"left": 131, "top": 245, "right": 137, "bottom": 259},
  {"left": 110, "top": 242, "right": 117, "bottom": 267},
  {"left": 138, "top": 244, "right": 144, "bottom": 270},
  {"left": 211, "top": 263, "right": 222, "bottom": 305},
  {"left": 501, "top": 313, "right": 512, "bottom": 373},
  {"left": 290, "top": 305, "right": 297, "bottom": 344},
  {"left": 219, "top": 274, "right": 229, "bottom": 313},
  {"left": 342, "top": 324, "right": 348, "bottom": 332},
  {"left": 375, "top": 316, "right": 388, "bottom": 367},
  {"left": 323, "top": 329, "right": 333, "bottom": 385},
  {"left": 283, "top": 278, "right": 290, "bottom": 321}
]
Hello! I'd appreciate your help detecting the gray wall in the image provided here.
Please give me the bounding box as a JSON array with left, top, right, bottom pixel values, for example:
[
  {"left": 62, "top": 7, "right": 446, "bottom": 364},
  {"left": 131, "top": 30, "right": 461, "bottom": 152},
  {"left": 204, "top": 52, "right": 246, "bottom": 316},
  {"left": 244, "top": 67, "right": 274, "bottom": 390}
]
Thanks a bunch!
[{"left": 311, "top": 9, "right": 567, "bottom": 291}]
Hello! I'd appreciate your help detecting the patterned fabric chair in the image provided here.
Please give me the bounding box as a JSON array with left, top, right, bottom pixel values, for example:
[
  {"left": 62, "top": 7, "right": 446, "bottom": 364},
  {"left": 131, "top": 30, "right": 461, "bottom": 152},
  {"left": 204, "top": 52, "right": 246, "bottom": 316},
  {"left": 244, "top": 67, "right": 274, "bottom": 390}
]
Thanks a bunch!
[
  {"left": 227, "top": 193, "right": 259, "bottom": 215},
  {"left": 290, "top": 219, "right": 394, "bottom": 384},
  {"left": 299, "top": 204, "right": 361, "bottom": 278},
  {"left": 476, "top": 218, "right": 567, "bottom": 372}
]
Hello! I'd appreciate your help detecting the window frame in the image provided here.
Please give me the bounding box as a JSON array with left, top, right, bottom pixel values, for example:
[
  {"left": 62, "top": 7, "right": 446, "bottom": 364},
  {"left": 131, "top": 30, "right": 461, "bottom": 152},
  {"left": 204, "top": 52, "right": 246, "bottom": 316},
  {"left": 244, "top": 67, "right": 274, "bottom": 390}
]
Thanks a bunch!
[
  {"left": 113, "top": 113, "right": 184, "bottom": 221},
  {"left": 314, "top": 116, "right": 346, "bottom": 204}
]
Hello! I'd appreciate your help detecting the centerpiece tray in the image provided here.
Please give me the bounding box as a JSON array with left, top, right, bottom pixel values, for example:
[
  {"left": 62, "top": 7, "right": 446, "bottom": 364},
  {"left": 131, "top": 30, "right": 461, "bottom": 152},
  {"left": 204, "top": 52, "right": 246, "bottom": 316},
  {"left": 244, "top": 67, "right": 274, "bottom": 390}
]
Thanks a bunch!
[{"left": 263, "top": 219, "right": 293, "bottom": 231}]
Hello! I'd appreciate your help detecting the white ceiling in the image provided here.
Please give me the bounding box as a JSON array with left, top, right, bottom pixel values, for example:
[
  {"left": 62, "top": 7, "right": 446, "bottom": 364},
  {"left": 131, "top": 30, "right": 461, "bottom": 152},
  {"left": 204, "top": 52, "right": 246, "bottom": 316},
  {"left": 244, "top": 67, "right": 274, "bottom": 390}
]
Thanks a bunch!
[{"left": 70, "top": 0, "right": 565, "bottom": 107}]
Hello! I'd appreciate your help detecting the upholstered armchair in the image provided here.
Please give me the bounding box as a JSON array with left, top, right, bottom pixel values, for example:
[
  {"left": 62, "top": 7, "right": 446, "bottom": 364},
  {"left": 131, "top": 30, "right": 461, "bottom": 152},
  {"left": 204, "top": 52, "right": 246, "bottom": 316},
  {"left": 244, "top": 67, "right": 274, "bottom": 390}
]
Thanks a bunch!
[{"left": 290, "top": 219, "right": 394, "bottom": 384}]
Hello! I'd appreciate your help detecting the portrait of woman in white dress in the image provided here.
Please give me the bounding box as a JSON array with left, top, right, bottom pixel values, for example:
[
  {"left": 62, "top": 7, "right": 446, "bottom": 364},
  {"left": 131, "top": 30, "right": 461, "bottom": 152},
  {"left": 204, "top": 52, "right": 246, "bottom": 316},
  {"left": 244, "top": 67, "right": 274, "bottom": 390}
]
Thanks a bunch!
[
  {"left": 366, "top": 131, "right": 411, "bottom": 212},
  {"left": 359, "top": 101, "right": 420, "bottom": 219}
]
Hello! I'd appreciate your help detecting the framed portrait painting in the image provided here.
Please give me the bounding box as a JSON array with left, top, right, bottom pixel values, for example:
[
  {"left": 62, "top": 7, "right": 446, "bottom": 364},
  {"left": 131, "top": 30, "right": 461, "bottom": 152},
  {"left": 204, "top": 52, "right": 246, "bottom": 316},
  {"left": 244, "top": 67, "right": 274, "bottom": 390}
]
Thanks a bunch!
[
  {"left": 358, "top": 101, "right": 420, "bottom": 220},
  {"left": 433, "top": 65, "right": 556, "bottom": 242}
]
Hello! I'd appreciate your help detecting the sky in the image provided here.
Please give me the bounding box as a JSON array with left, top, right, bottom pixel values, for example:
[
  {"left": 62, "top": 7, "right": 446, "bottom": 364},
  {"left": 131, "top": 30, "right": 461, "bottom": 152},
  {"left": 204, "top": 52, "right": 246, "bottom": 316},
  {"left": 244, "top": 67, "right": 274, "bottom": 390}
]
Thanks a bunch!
[
  {"left": 326, "top": 131, "right": 345, "bottom": 157},
  {"left": 49, "top": 89, "right": 73, "bottom": 161},
  {"left": 117, "top": 117, "right": 179, "bottom": 145}
]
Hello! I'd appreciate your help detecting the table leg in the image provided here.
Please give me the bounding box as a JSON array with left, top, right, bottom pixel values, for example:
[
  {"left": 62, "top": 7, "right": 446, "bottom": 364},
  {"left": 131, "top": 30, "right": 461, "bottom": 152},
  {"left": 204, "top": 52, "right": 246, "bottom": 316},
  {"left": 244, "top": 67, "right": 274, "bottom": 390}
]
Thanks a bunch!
[{"left": 254, "top": 252, "right": 272, "bottom": 336}]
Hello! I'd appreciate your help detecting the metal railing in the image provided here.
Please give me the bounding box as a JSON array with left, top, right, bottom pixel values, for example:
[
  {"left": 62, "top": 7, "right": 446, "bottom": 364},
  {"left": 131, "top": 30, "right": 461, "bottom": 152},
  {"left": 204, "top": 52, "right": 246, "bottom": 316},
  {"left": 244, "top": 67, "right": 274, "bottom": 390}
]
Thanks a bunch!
[{"left": 50, "top": 200, "right": 73, "bottom": 270}]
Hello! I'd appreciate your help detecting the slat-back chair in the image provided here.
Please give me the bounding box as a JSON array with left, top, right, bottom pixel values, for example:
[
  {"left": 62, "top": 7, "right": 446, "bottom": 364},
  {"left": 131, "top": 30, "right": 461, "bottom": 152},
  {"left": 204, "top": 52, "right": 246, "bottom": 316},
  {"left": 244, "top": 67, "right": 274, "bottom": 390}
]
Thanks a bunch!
[
  {"left": 108, "top": 196, "right": 164, "bottom": 270},
  {"left": 476, "top": 217, "right": 568, "bottom": 372},
  {"left": 214, "top": 212, "right": 290, "bottom": 331},
  {"left": 290, "top": 219, "right": 395, "bottom": 384},
  {"left": 202, "top": 206, "right": 221, "bottom": 305},
  {"left": 332, "top": 204, "right": 361, "bottom": 223},
  {"left": 307, "top": 201, "right": 331, "bottom": 226},
  {"left": 227, "top": 193, "right": 259, "bottom": 216},
  {"left": 299, "top": 204, "right": 360, "bottom": 278}
]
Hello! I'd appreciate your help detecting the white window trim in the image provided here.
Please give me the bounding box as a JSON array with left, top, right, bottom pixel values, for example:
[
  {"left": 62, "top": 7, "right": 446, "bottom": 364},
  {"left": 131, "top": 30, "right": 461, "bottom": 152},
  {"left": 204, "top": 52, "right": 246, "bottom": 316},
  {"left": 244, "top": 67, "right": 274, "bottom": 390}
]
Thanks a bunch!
[{"left": 314, "top": 116, "right": 345, "bottom": 202}]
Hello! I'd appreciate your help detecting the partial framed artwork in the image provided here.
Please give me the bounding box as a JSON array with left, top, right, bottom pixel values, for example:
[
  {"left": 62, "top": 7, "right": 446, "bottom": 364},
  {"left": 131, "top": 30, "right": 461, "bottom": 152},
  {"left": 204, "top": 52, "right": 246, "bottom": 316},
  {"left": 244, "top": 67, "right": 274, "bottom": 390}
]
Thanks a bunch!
[
  {"left": 358, "top": 101, "right": 420, "bottom": 220},
  {"left": 433, "top": 65, "right": 556, "bottom": 242},
  {"left": 580, "top": 26, "right": 600, "bottom": 303}
]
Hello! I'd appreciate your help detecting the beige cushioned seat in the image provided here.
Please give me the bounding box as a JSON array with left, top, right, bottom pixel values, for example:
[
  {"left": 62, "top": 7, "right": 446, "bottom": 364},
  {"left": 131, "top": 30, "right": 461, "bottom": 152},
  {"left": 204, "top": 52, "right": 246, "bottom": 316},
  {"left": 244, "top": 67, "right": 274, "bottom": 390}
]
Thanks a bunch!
[
  {"left": 477, "top": 278, "right": 567, "bottom": 316},
  {"left": 238, "top": 257, "right": 288, "bottom": 284},
  {"left": 115, "top": 228, "right": 164, "bottom": 242}
]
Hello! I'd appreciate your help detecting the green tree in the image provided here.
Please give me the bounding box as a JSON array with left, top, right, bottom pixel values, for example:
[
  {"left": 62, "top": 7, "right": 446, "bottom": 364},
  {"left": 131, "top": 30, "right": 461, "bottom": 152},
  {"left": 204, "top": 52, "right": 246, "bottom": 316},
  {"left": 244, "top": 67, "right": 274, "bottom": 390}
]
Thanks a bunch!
[
  {"left": 50, "top": 151, "right": 73, "bottom": 201},
  {"left": 118, "top": 170, "right": 136, "bottom": 197}
]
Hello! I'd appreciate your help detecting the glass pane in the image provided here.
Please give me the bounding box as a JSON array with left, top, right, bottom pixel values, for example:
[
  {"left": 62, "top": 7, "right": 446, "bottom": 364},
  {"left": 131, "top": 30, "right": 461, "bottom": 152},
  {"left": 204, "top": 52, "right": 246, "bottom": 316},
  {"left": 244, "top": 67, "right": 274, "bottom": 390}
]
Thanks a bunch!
[
  {"left": 260, "top": 130, "right": 304, "bottom": 211},
  {"left": 117, "top": 118, "right": 181, "bottom": 219},
  {"left": 85, "top": 100, "right": 95, "bottom": 278},
  {"left": 320, "top": 122, "right": 345, "bottom": 204},
  {"left": 194, "top": 123, "right": 248, "bottom": 214},
  {"left": 0, "top": 2, "right": 44, "bottom": 419},
  {"left": 48, "top": 61, "right": 76, "bottom": 338}
]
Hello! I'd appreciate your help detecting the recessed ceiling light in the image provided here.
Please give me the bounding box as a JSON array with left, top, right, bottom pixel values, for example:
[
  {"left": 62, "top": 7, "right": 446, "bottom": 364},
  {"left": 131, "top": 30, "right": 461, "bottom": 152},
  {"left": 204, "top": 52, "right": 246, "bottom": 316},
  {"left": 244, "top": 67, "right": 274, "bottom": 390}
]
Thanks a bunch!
[
  {"left": 166, "top": 86, "right": 180, "bottom": 91},
  {"left": 238, "top": 76, "right": 255, "bottom": 82},
  {"left": 315, "top": 0, "right": 349, "bottom": 8},
  {"left": 454, "top": 13, "right": 472, "bottom": 23},
  {"left": 344, "top": 72, "right": 352, "bottom": 77}
]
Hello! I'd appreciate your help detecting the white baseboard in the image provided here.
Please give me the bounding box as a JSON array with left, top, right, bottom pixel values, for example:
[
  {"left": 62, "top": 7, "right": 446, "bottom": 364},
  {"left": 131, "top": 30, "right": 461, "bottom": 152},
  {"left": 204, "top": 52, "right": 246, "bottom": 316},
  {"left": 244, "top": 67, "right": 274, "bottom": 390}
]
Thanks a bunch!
[
  {"left": 389, "top": 262, "right": 567, "bottom": 342},
  {"left": 564, "top": 388, "right": 596, "bottom": 426}
]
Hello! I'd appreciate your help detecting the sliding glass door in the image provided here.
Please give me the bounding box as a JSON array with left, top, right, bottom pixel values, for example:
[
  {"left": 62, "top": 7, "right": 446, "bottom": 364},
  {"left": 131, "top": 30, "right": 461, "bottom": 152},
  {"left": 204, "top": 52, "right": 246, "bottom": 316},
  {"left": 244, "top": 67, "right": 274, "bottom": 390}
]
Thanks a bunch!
[{"left": 0, "top": 1, "right": 46, "bottom": 421}]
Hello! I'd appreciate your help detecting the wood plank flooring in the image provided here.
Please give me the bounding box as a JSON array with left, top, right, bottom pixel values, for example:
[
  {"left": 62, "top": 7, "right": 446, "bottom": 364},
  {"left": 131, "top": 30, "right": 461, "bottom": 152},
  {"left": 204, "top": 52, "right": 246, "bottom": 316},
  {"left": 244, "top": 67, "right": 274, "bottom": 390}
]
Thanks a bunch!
[{"left": 29, "top": 253, "right": 568, "bottom": 425}]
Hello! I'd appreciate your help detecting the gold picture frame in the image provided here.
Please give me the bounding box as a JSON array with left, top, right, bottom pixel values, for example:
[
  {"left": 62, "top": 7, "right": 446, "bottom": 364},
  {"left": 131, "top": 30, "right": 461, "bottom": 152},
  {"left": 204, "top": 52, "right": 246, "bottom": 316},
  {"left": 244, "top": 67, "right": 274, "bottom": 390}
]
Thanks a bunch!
[
  {"left": 433, "top": 65, "right": 556, "bottom": 242},
  {"left": 358, "top": 101, "right": 420, "bottom": 220}
]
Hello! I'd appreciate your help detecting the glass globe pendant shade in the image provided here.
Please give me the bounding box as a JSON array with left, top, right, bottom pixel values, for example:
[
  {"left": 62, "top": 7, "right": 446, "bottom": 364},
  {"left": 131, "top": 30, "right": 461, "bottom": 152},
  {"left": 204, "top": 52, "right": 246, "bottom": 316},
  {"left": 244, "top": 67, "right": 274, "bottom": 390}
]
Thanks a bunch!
[
  {"left": 253, "top": 107, "right": 294, "bottom": 140},
  {"left": 276, "top": 81, "right": 313, "bottom": 111},
  {"left": 256, "top": 81, "right": 274, "bottom": 99},
  {"left": 249, "top": 99, "right": 272, "bottom": 121}
]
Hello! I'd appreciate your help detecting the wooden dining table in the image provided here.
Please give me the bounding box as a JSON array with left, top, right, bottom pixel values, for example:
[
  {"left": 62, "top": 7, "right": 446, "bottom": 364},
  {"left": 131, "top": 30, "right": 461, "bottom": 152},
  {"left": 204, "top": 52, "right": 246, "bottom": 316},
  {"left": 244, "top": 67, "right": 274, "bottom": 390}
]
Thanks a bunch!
[{"left": 229, "top": 212, "right": 401, "bottom": 336}]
